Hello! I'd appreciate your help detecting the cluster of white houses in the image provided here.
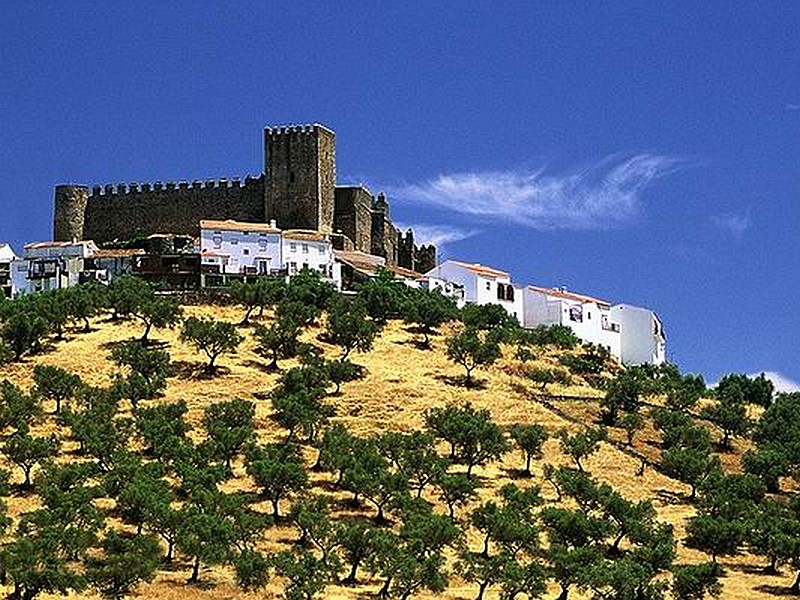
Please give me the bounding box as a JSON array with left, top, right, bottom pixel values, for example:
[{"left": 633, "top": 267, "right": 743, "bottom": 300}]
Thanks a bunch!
[{"left": 0, "top": 219, "right": 666, "bottom": 365}]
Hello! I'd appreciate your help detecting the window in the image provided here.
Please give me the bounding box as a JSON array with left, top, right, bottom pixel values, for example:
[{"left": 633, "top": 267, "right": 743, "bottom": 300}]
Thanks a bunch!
[
  {"left": 230, "top": 239, "right": 238, "bottom": 246},
  {"left": 213, "top": 236, "right": 222, "bottom": 249},
  {"left": 486, "top": 281, "right": 491, "bottom": 290},
  {"left": 290, "top": 242, "right": 297, "bottom": 252},
  {"left": 243, "top": 249, "right": 250, "bottom": 256},
  {"left": 302, "top": 243, "right": 309, "bottom": 254},
  {"left": 258, "top": 240, "right": 268, "bottom": 251},
  {"left": 569, "top": 305, "right": 583, "bottom": 323},
  {"left": 318, "top": 246, "right": 325, "bottom": 254}
]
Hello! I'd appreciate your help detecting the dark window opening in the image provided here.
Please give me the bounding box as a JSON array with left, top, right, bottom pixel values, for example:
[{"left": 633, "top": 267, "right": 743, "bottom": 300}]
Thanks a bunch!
[{"left": 289, "top": 172, "right": 296, "bottom": 184}]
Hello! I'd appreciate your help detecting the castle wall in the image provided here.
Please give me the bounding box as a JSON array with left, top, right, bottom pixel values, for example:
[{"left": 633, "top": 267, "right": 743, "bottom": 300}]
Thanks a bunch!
[
  {"left": 52, "top": 123, "right": 435, "bottom": 272},
  {"left": 54, "top": 185, "right": 89, "bottom": 242},
  {"left": 334, "top": 187, "right": 373, "bottom": 254},
  {"left": 264, "top": 125, "right": 335, "bottom": 233},
  {"left": 80, "top": 177, "right": 265, "bottom": 244}
]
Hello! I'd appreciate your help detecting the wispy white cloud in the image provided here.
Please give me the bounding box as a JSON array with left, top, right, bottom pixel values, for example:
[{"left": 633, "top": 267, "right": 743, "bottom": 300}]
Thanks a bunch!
[
  {"left": 395, "top": 222, "right": 477, "bottom": 248},
  {"left": 711, "top": 210, "right": 751, "bottom": 239},
  {"left": 750, "top": 371, "right": 800, "bottom": 394},
  {"left": 389, "top": 154, "right": 684, "bottom": 231}
]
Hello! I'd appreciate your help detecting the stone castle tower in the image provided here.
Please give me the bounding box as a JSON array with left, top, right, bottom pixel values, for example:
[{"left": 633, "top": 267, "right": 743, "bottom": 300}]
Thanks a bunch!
[
  {"left": 53, "top": 184, "right": 90, "bottom": 242},
  {"left": 264, "top": 124, "right": 336, "bottom": 233},
  {"left": 52, "top": 123, "right": 435, "bottom": 271}
]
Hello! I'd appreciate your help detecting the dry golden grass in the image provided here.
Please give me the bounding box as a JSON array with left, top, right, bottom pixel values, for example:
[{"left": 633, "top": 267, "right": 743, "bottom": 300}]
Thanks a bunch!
[{"left": 0, "top": 305, "right": 792, "bottom": 599}]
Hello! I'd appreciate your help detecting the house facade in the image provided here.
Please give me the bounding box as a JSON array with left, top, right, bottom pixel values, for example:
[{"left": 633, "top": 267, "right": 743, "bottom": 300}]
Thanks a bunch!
[
  {"left": 0, "top": 243, "right": 17, "bottom": 298},
  {"left": 282, "top": 230, "right": 339, "bottom": 283},
  {"left": 11, "top": 240, "right": 98, "bottom": 295},
  {"left": 609, "top": 304, "right": 666, "bottom": 365},
  {"left": 523, "top": 286, "right": 622, "bottom": 359},
  {"left": 200, "top": 219, "right": 282, "bottom": 276},
  {"left": 425, "top": 260, "right": 524, "bottom": 323}
]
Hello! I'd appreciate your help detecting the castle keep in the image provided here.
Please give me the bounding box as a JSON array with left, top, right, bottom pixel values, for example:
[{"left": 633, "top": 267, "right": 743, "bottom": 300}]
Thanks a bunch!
[{"left": 53, "top": 124, "right": 435, "bottom": 272}]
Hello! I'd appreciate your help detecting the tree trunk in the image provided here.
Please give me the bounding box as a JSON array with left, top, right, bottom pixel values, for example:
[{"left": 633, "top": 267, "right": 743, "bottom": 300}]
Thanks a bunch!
[
  {"left": 141, "top": 321, "right": 152, "bottom": 343},
  {"left": 272, "top": 499, "right": 281, "bottom": 519},
  {"left": 525, "top": 453, "right": 532, "bottom": 476},
  {"left": 378, "top": 577, "right": 392, "bottom": 598},
  {"left": 481, "top": 532, "right": 491, "bottom": 557},
  {"left": 764, "top": 555, "right": 779, "bottom": 574},
  {"left": 557, "top": 584, "right": 570, "bottom": 600},
  {"left": 476, "top": 581, "right": 489, "bottom": 600},
  {"left": 83, "top": 316, "right": 91, "bottom": 332},
  {"left": 791, "top": 570, "right": 800, "bottom": 594},
  {"left": 343, "top": 561, "right": 359, "bottom": 585},
  {"left": 188, "top": 555, "right": 200, "bottom": 583}
]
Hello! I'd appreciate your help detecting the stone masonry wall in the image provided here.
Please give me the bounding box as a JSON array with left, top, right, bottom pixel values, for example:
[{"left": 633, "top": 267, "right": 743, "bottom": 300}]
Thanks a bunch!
[
  {"left": 81, "top": 177, "right": 265, "bottom": 244},
  {"left": 54, "top": 185, "right": 89, "bottom": 242},
  {"left": 264, "top": 125, "right": 335, "bottom": 233},
  {"left": 334, "top": 187, "right": 373, "bottom": 254}
]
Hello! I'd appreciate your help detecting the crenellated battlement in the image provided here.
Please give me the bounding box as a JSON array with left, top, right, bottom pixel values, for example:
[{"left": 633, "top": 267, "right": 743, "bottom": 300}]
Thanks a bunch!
[
  {"left": 53, "top": 122, "right": 434, "bottom": 269},
  {"left": 89, "top": 175, "right": 262, "bottom": 197}
]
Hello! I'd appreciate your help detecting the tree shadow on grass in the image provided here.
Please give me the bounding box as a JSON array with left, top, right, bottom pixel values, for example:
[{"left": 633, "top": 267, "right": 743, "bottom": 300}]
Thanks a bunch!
[
  {"left": 170, "top": 360, "right": 230, "bottom": 380},
  {"left": 241, "top": 358, "right": 280, "bottom": 374},
  {"left": 728, "top": 562, "right": 782, "bottom": 576},
  {"left": 754, "top": 584, "right": 798, "bottom": 596},
  {"left": 99, "top": 337, "right": 170, "bottom": 351},
  {"left": 434, "top": 373, "right": 488, "bottom": 390},
  {"left": 654, "top": 488, "right": 689, "bottom": 505},
  {"left": 500, "top": 466, "right": 535, "bottom": 480}
]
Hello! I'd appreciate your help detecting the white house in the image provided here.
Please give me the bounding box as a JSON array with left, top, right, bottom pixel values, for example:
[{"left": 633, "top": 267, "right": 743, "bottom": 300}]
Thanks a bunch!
[
  {"left": 425, "top": 260, "right": 524, "bottom": 323},
  {"left": 282, "top": 230, "right": 340, "bottom": 285},
  {"left": 609, "top": 304, "right": 666, "bottom": 365},
  {"left": 418, "top": 275, "right": 465, "bottom": 305},
  {"left": 200, "top": 219, "right": 282, "bottom": 275},
  {"left": 11, "top": 240, "right": 98, "bottom": 296},
  {"left": 523, "top": 286, "right": 622, "bottom": 359},
  {"left": 0, "top": 243, "right": 18, "bottom": 298}
]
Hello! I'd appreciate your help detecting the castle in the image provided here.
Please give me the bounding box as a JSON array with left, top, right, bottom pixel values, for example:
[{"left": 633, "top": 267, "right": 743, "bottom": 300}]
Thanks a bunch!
[{"left": 53, "top": 124, "right": 435, "bottom": 273}]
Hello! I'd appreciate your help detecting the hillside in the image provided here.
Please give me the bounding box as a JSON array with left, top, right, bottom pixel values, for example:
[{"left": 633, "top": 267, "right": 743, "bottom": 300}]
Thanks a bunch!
[{"left": 0, "top": 302, "right": 792, "bottom": 600}]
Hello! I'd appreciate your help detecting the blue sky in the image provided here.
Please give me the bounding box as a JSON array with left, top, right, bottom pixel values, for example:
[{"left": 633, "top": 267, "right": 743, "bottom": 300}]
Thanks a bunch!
[{"left": 1, "top": 3, "right": 798, "bottom": 388}]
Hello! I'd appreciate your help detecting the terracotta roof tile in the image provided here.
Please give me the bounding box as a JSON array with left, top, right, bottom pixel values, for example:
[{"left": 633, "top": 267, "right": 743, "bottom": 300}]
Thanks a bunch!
[
  {"left": 527, "top": 285, "right": 610, "bottom": 307},
  {"left": 200, "top": 219, "right": 281, "bottom": 233},
  {"left": 449, "top": 260, "right": 509, "bottom": 278}
]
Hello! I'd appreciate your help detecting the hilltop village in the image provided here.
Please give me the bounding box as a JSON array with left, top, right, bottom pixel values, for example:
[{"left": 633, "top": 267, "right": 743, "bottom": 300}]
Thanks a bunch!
[{"left": 0, "top": 123, "right": 665, "bottom": 365}]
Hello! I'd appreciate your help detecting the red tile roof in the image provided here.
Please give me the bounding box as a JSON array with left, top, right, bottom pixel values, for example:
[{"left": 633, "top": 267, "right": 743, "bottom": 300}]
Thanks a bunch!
[
  {"left": 449, "top": 260, "right": 509, "bottom": 278},
  {"left": 527, "top": 285, "right": 610, "bottom": 307},
  {"left": 200, "top": 219, "right": 281, "bottom": 233}
]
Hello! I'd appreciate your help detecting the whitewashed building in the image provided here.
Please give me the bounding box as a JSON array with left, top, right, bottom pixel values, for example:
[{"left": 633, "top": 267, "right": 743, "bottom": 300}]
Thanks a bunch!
[
  {"left": 609, "top": 304, "right": 666, "bottom": 365},
  {"left": 523, "top": 286, "right": 622, "bottom": 358},
  {"left": 282, "top": 230, "right": 340, "bottom": 285},
  {"left": 200, "top": 219, "right": 282, "bottom": 275},
  {"left": 0, "top": 243, "right": 18, "bottom": 298},
  {"left": 418, "top": 275, "right": 465, "bottom": 305},
  {"left": 11, "top": 240, "right": 99, "bottom": 296},
  {"left": 425, "top": 260, "right": 524, "bottom": 324}
]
